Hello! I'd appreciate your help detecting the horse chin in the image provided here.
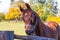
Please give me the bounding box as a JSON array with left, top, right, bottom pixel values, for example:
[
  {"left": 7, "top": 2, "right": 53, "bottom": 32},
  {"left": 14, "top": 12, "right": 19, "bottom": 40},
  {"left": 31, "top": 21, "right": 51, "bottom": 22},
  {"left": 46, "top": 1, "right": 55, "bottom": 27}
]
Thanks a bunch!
[
  {"left": 25, "top": 29, "right": 35, "bottom": 35},
  {"left": 25, "top": 31, "right": 31, "bottom": 35}
]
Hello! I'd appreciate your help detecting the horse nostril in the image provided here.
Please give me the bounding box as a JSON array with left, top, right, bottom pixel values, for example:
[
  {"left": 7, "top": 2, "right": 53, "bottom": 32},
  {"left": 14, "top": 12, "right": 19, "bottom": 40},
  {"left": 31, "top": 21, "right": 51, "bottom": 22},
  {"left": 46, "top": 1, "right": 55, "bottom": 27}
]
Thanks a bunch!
[{"left": 25, "top": 26, "right": 30, "bottom": 31}]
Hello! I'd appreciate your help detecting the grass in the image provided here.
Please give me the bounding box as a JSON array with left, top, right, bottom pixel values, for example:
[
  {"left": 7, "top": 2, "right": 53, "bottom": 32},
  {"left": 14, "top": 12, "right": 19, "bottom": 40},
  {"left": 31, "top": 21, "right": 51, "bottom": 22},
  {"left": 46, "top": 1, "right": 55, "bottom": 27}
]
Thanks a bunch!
[{"left": 0, "top": 21, "right": 27, "bottom": 40}]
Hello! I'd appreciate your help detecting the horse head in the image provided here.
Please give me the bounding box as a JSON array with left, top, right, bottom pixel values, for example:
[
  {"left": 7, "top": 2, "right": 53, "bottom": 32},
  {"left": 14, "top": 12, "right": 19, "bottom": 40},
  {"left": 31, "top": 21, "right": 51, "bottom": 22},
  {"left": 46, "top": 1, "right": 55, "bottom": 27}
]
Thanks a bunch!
[{"left": 20, "top": 3, "right": 38, "bottom": 35}]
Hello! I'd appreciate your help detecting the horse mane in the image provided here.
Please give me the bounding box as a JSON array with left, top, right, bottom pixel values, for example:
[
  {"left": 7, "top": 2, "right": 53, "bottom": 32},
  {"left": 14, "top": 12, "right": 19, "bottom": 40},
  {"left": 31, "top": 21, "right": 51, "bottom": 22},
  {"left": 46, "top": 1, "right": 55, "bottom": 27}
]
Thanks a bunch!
[{"left": 31, "top": 11, "right": 44, "bottom": 36}]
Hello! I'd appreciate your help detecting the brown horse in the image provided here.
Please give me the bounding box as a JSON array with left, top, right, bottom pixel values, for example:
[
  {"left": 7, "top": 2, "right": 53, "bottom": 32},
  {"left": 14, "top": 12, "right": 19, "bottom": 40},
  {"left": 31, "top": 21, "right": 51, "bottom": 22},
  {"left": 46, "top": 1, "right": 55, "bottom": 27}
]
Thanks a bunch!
[{"left": 20, "top": 3, "right": 60, "bottom": 40}]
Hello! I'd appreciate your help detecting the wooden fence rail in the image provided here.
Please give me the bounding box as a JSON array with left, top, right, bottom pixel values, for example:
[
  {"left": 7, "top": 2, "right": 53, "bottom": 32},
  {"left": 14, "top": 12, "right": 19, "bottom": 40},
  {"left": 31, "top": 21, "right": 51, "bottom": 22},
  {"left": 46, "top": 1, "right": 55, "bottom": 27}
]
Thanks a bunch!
[
  {"left": 0, "top": 31, "right": 56, "bottom": 40},
  {"left": 14, "top": 35, "right": 56, "bottom": 40}
]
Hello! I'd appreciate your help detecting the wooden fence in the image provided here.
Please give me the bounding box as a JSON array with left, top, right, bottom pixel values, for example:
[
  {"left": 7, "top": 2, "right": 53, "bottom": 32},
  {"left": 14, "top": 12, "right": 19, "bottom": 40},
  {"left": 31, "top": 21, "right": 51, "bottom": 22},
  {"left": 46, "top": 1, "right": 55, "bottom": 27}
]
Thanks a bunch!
[
  {"left": 14, "top": 35, "right": 56, "bottom": 40},
  {"left": 0, "top": 31, "right": 14, "bottom": 40},
  {"left": 0, "top": 31, "right": 56, "bottom": 40}
]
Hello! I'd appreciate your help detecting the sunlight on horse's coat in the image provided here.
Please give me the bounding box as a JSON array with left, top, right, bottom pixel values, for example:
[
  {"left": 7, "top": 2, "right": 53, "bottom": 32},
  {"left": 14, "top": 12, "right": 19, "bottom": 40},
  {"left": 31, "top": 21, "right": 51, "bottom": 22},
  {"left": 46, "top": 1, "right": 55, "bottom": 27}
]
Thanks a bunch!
[{"left": 20, "top": 3, "right": 60, "bottom": 40}]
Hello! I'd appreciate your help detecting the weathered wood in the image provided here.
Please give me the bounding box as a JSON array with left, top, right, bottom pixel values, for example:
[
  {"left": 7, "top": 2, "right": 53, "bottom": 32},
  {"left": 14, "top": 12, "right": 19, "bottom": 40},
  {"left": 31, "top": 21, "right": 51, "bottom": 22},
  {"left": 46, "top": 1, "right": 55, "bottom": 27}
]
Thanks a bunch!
[
  {"left": 0, "top": 31, "right": 56, "bottom": 40},
  {"left": 14, "top": 35, "right": 56, "bottom": 40},
  {"left": 0, "top": 31, "right": 14, "bottom": 40}
]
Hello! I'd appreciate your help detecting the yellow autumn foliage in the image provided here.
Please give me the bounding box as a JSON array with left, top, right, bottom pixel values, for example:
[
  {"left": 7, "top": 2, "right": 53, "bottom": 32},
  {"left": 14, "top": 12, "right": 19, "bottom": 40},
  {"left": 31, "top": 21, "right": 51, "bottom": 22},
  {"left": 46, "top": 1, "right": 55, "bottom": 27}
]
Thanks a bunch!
[
  {"left": 5, "top": 3, "right": 25, "bottom": 20},
  {"left": 5, "top": 1, "right": 27, "bottom": 20},
  {"left": 35, "top": 3, "right": 44, "bottom": 17},
  {"left": 46, "top": 14, "right": 60, "bottom": 24},
  {"left": 5, "top": 13, "right": 11, "bottom": 20},
  {"left": 37, "top": 7, "right": 44, "bottom": 17}
]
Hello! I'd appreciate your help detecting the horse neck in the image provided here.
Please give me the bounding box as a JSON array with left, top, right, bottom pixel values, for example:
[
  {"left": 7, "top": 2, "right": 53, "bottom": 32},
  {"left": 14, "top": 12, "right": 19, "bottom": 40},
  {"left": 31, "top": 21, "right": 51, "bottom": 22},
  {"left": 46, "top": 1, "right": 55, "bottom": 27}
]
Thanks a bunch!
[
  {"left": 35, "top": 13, "right": 45, "bottom": 27},
  {"left": 37, "top": 15, "right": 45, "bottom": 36},
  {"left": 39, "top": 19, "right": 45, "bottom": 27},
  {"left": 33, "top": 11, "right": 45, "bottom": 28}
]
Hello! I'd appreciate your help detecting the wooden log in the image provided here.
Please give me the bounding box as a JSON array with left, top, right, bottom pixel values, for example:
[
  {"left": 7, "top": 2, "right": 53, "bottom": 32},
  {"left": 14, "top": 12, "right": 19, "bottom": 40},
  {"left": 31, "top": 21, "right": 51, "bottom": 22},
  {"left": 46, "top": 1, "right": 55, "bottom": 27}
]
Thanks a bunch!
[{"left": 14, "top": 35, "right": 56, "bottom": 40}]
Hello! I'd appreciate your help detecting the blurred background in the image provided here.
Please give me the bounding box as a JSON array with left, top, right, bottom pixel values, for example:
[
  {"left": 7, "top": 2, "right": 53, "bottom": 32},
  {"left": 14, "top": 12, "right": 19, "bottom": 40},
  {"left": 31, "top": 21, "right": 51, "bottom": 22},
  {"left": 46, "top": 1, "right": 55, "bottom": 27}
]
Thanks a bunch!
[{"left": 0, "top": 0, "right": 60, "bottom": 40}]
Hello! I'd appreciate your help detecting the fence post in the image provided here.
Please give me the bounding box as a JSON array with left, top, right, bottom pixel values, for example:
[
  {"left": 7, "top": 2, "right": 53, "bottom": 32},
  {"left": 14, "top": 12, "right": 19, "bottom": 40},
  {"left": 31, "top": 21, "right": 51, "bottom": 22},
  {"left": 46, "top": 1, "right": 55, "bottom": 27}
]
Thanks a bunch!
[{"left": 0, "top": 31, "right": 14, "bottom": 40}]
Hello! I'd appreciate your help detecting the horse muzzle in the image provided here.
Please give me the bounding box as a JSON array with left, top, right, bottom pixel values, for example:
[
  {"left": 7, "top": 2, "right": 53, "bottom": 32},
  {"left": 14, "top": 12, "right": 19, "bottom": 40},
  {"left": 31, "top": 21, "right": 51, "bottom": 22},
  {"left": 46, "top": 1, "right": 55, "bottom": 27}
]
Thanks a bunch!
[
  {"left": 25, "top": 24, "right": 32, "bottom": 31},
  {"left": 25, "top": 24, "right": 35, "bottom": 35}
]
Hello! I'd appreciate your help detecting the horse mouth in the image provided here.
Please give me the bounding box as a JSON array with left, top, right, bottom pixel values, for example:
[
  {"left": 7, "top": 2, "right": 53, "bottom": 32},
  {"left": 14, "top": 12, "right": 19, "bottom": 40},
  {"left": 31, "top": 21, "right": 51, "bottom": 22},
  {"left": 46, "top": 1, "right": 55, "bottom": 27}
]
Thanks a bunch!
[
  {"left": 25, "top": 24, "right": 32, "bottom": 31},
  {"left": 25, "top": 24, "right": 35, "bottom": 35},
  {"left": 25, "top": 31, "right": 31, "bottom": 35},
  {"left": 25, "top": 27, "right": 35, "bottom": 35}
]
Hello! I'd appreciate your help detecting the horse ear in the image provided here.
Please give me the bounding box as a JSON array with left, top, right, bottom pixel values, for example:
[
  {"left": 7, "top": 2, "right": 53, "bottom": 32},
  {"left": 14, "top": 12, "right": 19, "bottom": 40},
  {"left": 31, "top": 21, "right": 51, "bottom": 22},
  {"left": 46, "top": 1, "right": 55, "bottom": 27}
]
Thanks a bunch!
[
  {"left": 25, "top": 3, "right": 31, "bottom": 10},
  {"left": 20, "top": 6, "right": 24, "bottom": 12}
]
